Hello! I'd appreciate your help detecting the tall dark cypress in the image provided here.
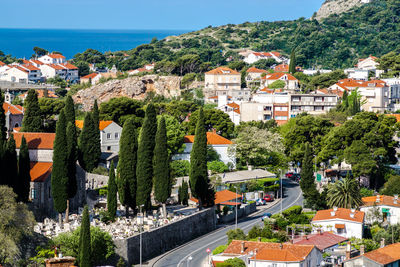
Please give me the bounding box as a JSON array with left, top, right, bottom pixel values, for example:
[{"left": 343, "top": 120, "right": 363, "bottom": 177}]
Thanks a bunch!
[
  {"left": 79, "top": 205, "right": 91, "bottom": 267},
  {"left": 107, "top": 161, "right": 117, "bottom": 220},
  {"left": 92, "top": 100, "right": 101, "bottom": 159},
  {"left": 78, "top": 113, "right": 100, "bottom": 172},
  {"left": 22, "top": 89, "right": 42, "bottom": 132},
  {"left": 5, "top": 134, "right": 18, "bottom": 191},
  {"left": 17, "top": 136, "right": 31, "bottom": 202},
  {"left": 189, "top": 108, "right": 214, "bottom": 209},
  {"left": 300, "top": 142, "right": 314, "bottom": 198},
  {"left": 117, "top": 117, "right": 138, "bottom": 216},
  {"left": 65, "top": 122, "right": 78, "bottom": 222},
  {"left": 289, "top": 48, "right": 296, "bottom": 74},
  {"left": 64, "top": 95, "right": 75, "bottom": 125},
  {"left": 0, "top": 91, "right": 7, "bottom": 141},
  {"left": 51, "top": 110, "right": 68, "bottom": 224},
  {"left": 136, "top": 103, "right": 157, "bottom": 211},
  {"left": 154, "top": 117, "right": 170, "bottom": 217}
]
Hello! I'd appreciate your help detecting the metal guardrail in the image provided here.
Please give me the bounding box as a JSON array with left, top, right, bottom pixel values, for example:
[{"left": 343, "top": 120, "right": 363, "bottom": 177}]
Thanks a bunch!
[{"left": 0, "top": 81, "right": 59, "bottom": 90}]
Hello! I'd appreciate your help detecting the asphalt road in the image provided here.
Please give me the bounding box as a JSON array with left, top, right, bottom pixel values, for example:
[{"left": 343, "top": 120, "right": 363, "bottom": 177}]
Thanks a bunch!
[{"left": 152, "top": 178, "right": 303, "bottom": 267}]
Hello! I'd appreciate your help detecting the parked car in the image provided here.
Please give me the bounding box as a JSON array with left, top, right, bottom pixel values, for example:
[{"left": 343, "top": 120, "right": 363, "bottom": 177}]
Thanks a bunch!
[
  {"left": 292, "top": 173, "right": 301, "bottom": 182},
  {"left": 263, "top": 194, "right": 274, "bottom": 202},
  {"left": 285, "top": 172, "right": 294, "bottom": 178},
  {"left": 261, "top": 212, "right": 272, "bottom": 221},
  {"left": 256, "top": 199, "right": 266, "bottom": 206}
]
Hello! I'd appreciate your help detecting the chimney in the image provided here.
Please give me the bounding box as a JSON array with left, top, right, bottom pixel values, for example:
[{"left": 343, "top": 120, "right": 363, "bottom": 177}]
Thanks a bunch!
[
  {"left": 330, "top": 211, "right": 336, "bottom": 217},
  {"left": 360, "top": 245, "right": 365, "bottom": 255},
  {"left": 333, "top": 206, "right": 338, "bottom": 211},
  {"left": 381, "top": 238, "right": 385, "bottom": 248},
  {"left": 346, "top": 241, "right": 351, "bottom": 260},
  {"left": 241, "top": 242, "right": 245, "bottom": 253},
  {"left": 350, "top": 212, "right": 355, "bottom": 218}
]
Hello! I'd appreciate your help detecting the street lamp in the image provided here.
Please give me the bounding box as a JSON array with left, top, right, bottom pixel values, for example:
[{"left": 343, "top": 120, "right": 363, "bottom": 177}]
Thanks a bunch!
[
  {"left": 280, "top": 169, "right": 283, "bottom": 215},
  {"left": 187, "top": 255, "right": 193, "bottom": 267},
  {"left": 139, "top": 204, "right": 145, "bottom": 267},
  {"left": 235, "top": 185, "right": 238, "bottom": 230}
]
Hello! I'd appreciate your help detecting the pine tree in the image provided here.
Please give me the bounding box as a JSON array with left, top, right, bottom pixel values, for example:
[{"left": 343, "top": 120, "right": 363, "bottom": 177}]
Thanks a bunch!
[
  {"left": 107, "top": 161, "right": 117, "bottom": 220},
  {"left": 289, "top": 48, "right": 296, "bottom": 74},
  {"left": 79, "top": 205, "right": 91, "bottom": 267},
  {"left": 117, "top": 117, "right": 138, "bottom": 216},
  {"left": 78, "top": 113, "right": 100, "bottom": 172},
  {"left": 4, "top": 134, "right": 18, "bottom": 192},
  {"left": 64, "top": 95, "right": 75, "bottom": 125},
  {"left": 189, "top": 108, "right": 214, "bottom": 209},
  {"left": 153, "top": 117, "right": 170, "bottom": 217},
  {"left": 17, "top": 136, "right": 31, "bottom": 202},
  {"left": 22, "top": 89, "right": 42, "bottom": 132},
  {"left": 136, "top": 104, "right": 157, "bottom": 211},
  {"left": 51, "top": 110, "right": 68, "bottom": 224},
  {"left": 65, "top": 122, "right": 77, "bottom": 222}
]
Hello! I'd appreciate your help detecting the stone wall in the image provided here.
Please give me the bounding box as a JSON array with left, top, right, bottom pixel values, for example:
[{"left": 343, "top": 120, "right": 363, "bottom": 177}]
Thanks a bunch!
[
  {"left": 114, "top": 208, "right": 216, "bottom": 265},
  {"left": 218, "top": 202, "right": 256, "bottom": 224},
  {"left": 86, "top": 172, "right": 109, "bottom": 190}
]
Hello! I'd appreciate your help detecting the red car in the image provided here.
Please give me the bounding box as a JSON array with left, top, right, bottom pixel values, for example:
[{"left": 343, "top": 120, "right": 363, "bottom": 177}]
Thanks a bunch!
[
  {"left": 285, "top": 172, "right": 294, "bottom": 178},
  {"left": 263, "top": 194, "right": 274, "bottom": 202}
]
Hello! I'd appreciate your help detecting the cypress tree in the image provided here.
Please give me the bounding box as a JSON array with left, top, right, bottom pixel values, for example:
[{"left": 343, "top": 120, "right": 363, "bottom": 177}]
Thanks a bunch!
[
  {"left": 107, "top": 161, "right": 117, "bottom": 220},
  {"left": 92, "top": 100, "right": 99, "bottom": 129},
  {"left": 51, "top": 110, "right": 68, "bottom": 224},
  {"left": 153, "top": 117, "right": 170, "bottom": 218},
  {"left": 78, "top": 113, "right": 100, "bottom": 172},
  {"left": 92, "top": 100, "right": 101, "bottom": 159},
  {"left": 65, "top": 122, "right": 77, "bottom": 222},
  {"left": 0, "top": 91, "right": 7, "bottom": 141},
  {"left": 189, "top": 108, "right": 214, "bottom": 209},
  {"left": 17, "top": 136, "right": 31, "bottom": 202},
  {"left": 300, "top": 143, "right": 315, "bottom": 198},
  {"left": 64, "top": 95, "right": 75, "bottom": 125},
  {"left": 136, "top": 104, "right": 157, "bottom": 211},
  {"left": 79, "top": 205, "right": 91, "bottom": 267},
  {"left": 117, "top": 117, "right": 138, "bottom": 216},
  {"left": 22, "top": 89, "right": 42, "bottom": 132},
  {"left": 4, "top": 134, "right": 18, "bottom": 191},
  {"left": 289, "top": 48, "right": 296, "bottom": 74},
  {"left": 181, "top": 181, "right": 189, "bottom": 206}
]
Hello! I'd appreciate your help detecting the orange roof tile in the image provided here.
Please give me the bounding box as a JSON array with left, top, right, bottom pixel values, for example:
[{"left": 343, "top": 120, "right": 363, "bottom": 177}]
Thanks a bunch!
[
  {"left": 30, "top": 59, "right": 44, "bottom": 65},
  {"left": 22, "top": 64, "right": 40, "bottom": 71},
  {"left": 293, "top": 232, "right": 348, "bottom": 251},
  {"left": 75, "top": 120, "right": 114, "bottom": 131},
  {"left": 362, "top": 195, "right": 400, "bottom": 208},
  {"left": 12, "top": 66, "right": 29, "bottom": 73},
  {"left": 30, "top": 162, "right": 52, "bottom": 182},
  {"left": 362, "top": 243, "right": 400, "bottom": 265},
  {"left": 81, "top": 73, "right": 99, "bottom": 79},
  {"left": 205, "top": 67, "right": 240, "bottom": 75},
  {"left": 385, "top": 114, "right": 400, "bottom": 122},
  {"left": 274, "top": 63, "right": 289, "bottom": 72},
  {"left": 263, "top": 72, "right": 298, "bottom": 81},
  {"left": 47, "top": 64, "right": 65, "bottom": 70},
  {"left": 48, "top": 53, "right": 65, "bottom": 59},
  {"left": 13, "top": 132, "right": 56, "bottom": 150},
  {"left": 223, "top": 241, "right": 315, "bottom": 262},
  {"left": 3, "top": 102, "right": 23, "bottom": 115},
  {"left": 191, "top": 189, "right": 241, "bottom": 205},
  {"left": 246, "top": 67, "right": 268, "bottom": 73},
  {"left": 312, "top": 208, "right": 365, "bottom": 223},
  {"left": 61, "top": 63, "right": 78, "bottom": 70},
  {"left": 184, "top": 132, "right": 233, "bottom": 145},
  {"left": 0, "top": 61, "right": 5, "bottom": 66},
  {"left": 19, "top": 89, "right": 58, "bottom": 99},
  {"left": 227, "top": 102, "right": 240, "bottom": 114},
  {"left": 13, "top": 127, "right": 21, "bottom": 132}
]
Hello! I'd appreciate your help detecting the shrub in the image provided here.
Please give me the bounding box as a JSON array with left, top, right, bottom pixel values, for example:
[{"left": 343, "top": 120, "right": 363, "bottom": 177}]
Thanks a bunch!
[
  {"left": 223, "top": 206, "right": 230, "bottom": 215},
  {"left": 226, "top": 229, "right": 246, "bottom": 244},
  {"left": 282, "top": 205, "right": 302, "bottom": 217},
  {"left": 216, "top": 258, "right": 246, "bottom": 267},
  {"left": 208, "top": 161, "right": 229, "bottom": 174},
  {"left": 247, "top": 225, "right": 262, "bottom": 239},
  {"left": 213, "top": 245, "right": 228, "bottom": 255},
  {"left": 91, "top": 166, "right": 109, "bottom": 176},
  {"left": 170, "top": 160, "right": 190, "bottom": 178}
]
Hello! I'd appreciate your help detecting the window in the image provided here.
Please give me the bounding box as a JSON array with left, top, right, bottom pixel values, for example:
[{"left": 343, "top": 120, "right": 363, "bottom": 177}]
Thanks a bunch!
[
  {"left": 31, "top": 188, "right": 36, "bottom": 199},
  {"left": 264, "top": 115, "right": 272, "bottom": 120},
  {"left": 314, "top": 106, "right": 324, "bottom": 111},
  {"left": 107, "top": 146, "right": 111, "bottom": 151},
  {"left": 115, "top": 132, "right": 119, "bottom": 139},
  {"left": 107, "top": 133, "right": 111, "bottom": 139},
  {"left": 275, "top": 116, "right": 288, "bottom": 121},
  {"left": 292, "top": 97, "right": 301, "bottom": 102},
  {"left": 275, "top": 106, "right": 288, "bottom": 111},
  {"left": 264, "top": 106, "right": 272, "bottom": 111}
]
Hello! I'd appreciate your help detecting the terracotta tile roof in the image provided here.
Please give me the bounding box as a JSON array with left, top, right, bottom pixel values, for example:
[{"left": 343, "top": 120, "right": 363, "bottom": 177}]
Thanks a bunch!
[
  {"left": 3, "top": 102, "right": 24, "bottom": 115},
  {"left": 362, "top": 243, "right": 400, "bottom": 265},
  {"left": 191, "top": 190, "right": 241, "bottom": 205},
  {"left": 47, "top": 64, "right": 65, "bottom": 70},
  {"left": 223, "top": 241, "right": 315, "bottom": 262},
  {"left": 262, "top": 72, "right": 298, "bottom": 81},
  {"left": 246, "top": 67, "right": 268, "bottom": 73},
  {"left": 208, "top": 95, "right": 232, "bottom": 100},
  {"left": 22, "top": 64, "right": 40, "bottom": 71},
  {"left": 317, "top": 88, "right": 344, "bottom": 98},
  {"left": 14, "top": 132, "right": 56, "bottom": 150},
  {"left": 184, "top": 132, "right": 233, "bottom": 145},
  {"left": 362, "top": 195, "right": 400, "bottom": 208},
  {"left": 12, "top": 66, "right": 29, "bottom": 73},
  {"left": 358, "top": 55, "right": 378, "bottom": 62},
  {"left": 75, "top": 120, "right": 114, "bottom": 131},
  {"left": 227, "top": 102, "right": 240, "bottom": 114},
  {"left": 274, "top": 64, "right": 289, "bottom": 72},
  {"left": 30, "top": 59, "right": 44, "bottom": 65},
  {"left": 0, "top": 61, "right": 5, "bottom": 66},
  {"left": 60, "top": 63, "right": 78, "bottom": 70},
  {"left": 30, "top": 162, "right": 52, "bottom": 182},
  {"left": 385, "top": 114, "right": 400, "bottom": 122},
  {"left": 252, "top": 51, "right": 281, "bottom": 58},
  {"left": 81, "top": 73, "right": 99, "bottom": 79},
  {"left": 19, "top": 89, "right": 58, "bottom": 99},
  {"left": 205, "top": 67, "right": 240, "bottom": 75},
  {"left": 293, "top": 232, "right": 348, "bottom": 251},
  {"left": 13, "top": 127, "right": 21, "bottom": 132},
  {"left": 48, "top": 53, "right": 65, "bottom": 59},
  {"left": 312, "top": 208, "right": 365, "bottom": 223},
  {"left": 337, "top": 79, "right": 387, "bottom": 88},
  {"left": 260, "top": 87, "right": 275, "bottom": 94}
]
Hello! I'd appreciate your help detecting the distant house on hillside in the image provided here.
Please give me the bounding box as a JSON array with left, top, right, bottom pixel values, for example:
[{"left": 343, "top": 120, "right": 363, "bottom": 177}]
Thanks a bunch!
[
  {"left": 80, "top": 72, "right": 117, "bottom": 85},
  {"left": 75, "top": 120, "right": 122, "bottom": 153},
  {"left": 18, "top": 89, "right": 58, "bottom": 102},
  {"left": 173, "top": 131, "right": 235, "bottom": 167},
  {"left": 274, "top": 63, "right": 302, "bottom": 73},
  {"left": 243, "top": 51, "right": 283, "bottom": 64},
  {"left": 261, "top": 72, "right": 299, "bottom": 91},
  {"left": 38, "top": 53, "right": 66, "bottom": 65}
]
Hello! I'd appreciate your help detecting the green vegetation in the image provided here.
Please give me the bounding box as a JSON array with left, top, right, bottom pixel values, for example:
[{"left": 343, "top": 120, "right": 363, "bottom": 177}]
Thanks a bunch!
[
  {"left": 78, "top": 112, "right": 100, "bottom": 172},
  {"left": 17, "top": 136, "right": 31, "bottom": 202},
  {"left": 170, "top": 160, "right": 190, "bottom": 178},
  {"left": 213, "top": 245, "right": 228, "bottom": 255},
  {"left": 178, "top": 181, "right": 189, "bottom": 206},
  {"left": 79, "top": 206, "right": 91, "bottom": 267},
  {"left": 216, "top": 258, "right": 246, "bottom": 267},
  {"left": 107, "top": 161, "right": 117, "bottom": 220},
  {"left": 22, "top": 89, "right": 42, "bottom": 132},
  {"left": 381, "top": 175, "right": 400, "bottom": 196}
]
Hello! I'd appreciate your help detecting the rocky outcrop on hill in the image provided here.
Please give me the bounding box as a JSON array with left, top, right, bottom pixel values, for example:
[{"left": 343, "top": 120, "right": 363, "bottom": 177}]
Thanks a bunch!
[
  {"left": 73, "top": 75, "right": 184, "bottom": 110},
  {"left": 315, "top": 0, "right": 371, "bottom": 20}
]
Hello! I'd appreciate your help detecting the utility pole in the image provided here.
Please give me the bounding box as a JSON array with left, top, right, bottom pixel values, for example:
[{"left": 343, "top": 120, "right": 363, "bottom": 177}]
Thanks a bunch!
[
  {"left": 235, "top": 185, "right": 238, "bottom": 230},
  {"left": 280, "top": 169, "right": 283, "bottom": 215}
]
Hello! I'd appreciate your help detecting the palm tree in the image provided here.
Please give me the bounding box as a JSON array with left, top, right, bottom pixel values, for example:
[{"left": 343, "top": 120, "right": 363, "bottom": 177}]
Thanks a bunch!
[{"left": 327, "top": 177, "right": 363, "bottom": 209}]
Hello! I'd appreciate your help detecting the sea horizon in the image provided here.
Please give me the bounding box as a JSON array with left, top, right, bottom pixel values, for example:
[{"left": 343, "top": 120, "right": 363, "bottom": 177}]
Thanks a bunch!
[{"left": 0, "top": 28, "right": 191, "bottom": 59}]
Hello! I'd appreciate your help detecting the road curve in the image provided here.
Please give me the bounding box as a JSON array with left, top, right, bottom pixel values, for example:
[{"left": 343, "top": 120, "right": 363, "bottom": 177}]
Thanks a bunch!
[{"left": 152, "top": 178, "right": 303, "bottom": 267}]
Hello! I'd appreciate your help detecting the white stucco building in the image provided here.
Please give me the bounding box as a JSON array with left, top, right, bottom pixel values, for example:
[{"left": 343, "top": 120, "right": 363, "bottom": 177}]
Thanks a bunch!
[
  {"left": 312, "top": 208, "right": 365, "bottom": 239},
  {"left": 76, "top": 120, "right": 122, "bottom": 153},
  {"left": 243, "top": 51, "right": 283, "bottom": 64},
  {"left": 261, "top": 72, "right": 299, "bottom": 91},
  {"left": 38, "top": 54, "right": 67, "bottom": 65},
  {"left": 204, "top": 67, "right": 241, "bottom": 97},
  {"left": 361, "top": 195, "right": 400, "bottom": 225},
  {"left": 173, "top": 131, "right": 235, "bottom": 167}
]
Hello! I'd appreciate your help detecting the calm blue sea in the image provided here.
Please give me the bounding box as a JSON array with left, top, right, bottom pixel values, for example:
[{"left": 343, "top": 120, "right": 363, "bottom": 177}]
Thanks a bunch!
[{"left": 0, "top": 28, "right": 189, "bottom": 59}]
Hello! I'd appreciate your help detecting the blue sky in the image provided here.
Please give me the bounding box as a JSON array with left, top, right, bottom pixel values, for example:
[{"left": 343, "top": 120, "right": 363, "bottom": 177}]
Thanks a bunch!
[{"left": 1, "top": 0, "right": 325, "bottom": 30}]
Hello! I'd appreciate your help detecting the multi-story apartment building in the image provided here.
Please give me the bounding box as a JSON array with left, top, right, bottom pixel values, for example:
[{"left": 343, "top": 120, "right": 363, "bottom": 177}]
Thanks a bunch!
[
  {"left": 1, "top": 64, "right": 41, "bottom": 84},
  {"left": 382, "top": 78, "right": 400, "bottom": 111},
  {"left": 289, "top": 93, "right": 338, "bottom": 117},
  {"left": 38, "top": 53, "right": 67, "bottom": 65}
]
